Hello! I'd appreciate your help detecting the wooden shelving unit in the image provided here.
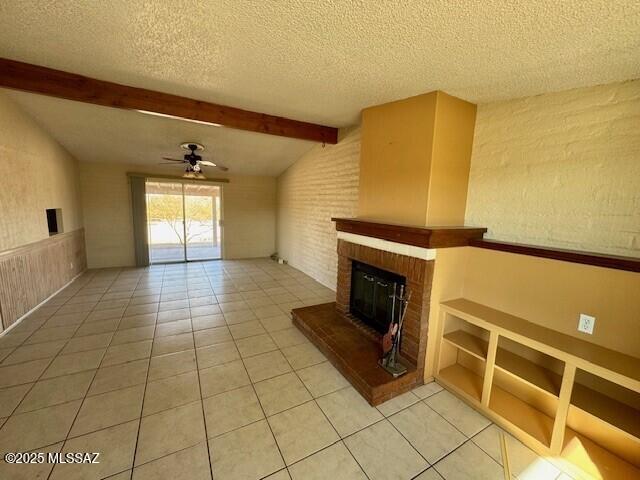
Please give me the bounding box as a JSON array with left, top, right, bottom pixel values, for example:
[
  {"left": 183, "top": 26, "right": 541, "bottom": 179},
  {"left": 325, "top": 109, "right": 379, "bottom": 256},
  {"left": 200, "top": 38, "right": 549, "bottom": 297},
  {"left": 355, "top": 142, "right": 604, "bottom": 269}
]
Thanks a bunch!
[{"left": 434, "top": 298, "right": 640, "bottom": 478}]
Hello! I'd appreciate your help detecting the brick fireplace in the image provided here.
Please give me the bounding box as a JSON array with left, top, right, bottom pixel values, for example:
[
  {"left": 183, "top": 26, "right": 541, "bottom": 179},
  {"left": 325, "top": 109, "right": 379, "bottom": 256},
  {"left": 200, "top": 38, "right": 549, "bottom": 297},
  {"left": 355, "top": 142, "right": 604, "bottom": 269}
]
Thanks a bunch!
[
  {"left": 336, "top": 239, "right": 433, "bottom": 379},
  {"left": 292, "top": 218, "right": 486, "bottom": 405}
]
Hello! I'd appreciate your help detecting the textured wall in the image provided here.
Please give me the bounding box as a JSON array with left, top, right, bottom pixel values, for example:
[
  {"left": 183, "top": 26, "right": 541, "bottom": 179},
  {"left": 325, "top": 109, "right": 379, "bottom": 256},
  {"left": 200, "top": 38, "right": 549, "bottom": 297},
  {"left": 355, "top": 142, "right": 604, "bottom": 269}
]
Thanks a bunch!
[
  {"left": 277, "top": 128, "right": 360, "bottom": 289},
  {"left": 79, "top": 162, "right": 276, "bottom": 268},
  {"left": 466, "top": 80, "right": 640, "bottom": 257},
  {"left": 0, "top": 92, "right": 83, "bottom": 251}
]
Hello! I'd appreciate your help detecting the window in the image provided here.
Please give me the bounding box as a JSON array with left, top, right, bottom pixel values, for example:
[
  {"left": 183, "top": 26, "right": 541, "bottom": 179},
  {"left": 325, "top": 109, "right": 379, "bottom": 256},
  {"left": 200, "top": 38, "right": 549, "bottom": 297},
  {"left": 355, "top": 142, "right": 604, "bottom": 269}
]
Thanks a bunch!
[{"left": 46, "top": 208, "right": 63, "bottom": 236}]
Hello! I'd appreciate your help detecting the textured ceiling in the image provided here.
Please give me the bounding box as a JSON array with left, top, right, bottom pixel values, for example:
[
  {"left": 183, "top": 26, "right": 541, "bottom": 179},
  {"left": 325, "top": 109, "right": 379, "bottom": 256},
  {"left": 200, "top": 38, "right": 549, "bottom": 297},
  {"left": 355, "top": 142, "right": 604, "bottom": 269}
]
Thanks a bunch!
[
  {"left": 4, "top": 91, "right": 314, "bottom": 176},
  {"left": 1, "top": 1, "right": 639, "bottom": 174}
]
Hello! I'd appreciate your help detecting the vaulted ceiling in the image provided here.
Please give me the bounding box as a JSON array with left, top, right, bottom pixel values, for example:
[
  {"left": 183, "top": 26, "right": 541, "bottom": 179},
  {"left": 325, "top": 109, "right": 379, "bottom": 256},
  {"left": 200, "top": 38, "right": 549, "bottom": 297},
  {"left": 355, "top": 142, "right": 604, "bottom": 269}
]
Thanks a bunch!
[{"left": 1, "top": 1, "right": 638, "bottom": 175}]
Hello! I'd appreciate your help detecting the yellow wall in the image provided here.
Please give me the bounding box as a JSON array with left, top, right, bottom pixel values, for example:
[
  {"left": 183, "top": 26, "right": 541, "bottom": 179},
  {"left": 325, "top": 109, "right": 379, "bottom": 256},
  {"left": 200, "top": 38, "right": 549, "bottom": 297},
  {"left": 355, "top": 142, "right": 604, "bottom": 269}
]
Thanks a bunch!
[
  {"left": 0, "top": 92, "right": 83, "bottom": 251},
  {"left": 359, "top": 91, "right": 476, "bottom": 226},
  {"left": 465, "top": 79, "right": 640, "bottom": 257},
  {"left": 277, "top": 127, "right": 360, "bottom": 289},
  {"left": 426, "top": 246, "right": 640, "bottom": 376},
  {"left": 79, "top": 162, "right": 276, "bottom": 268},
  {"left": 359, "top": 93, "right": 437, "bottom": 225}
]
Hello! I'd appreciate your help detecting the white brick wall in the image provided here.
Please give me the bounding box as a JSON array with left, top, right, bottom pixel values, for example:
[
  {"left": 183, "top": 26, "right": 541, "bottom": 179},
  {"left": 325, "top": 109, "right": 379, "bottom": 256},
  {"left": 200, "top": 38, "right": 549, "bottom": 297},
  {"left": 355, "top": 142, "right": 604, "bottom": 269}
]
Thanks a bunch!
[
  {"left": 277, "top": 127, "right": 360, "bottom": 289},
  {"left": 466, "top": 80, "right": 640, "bottom": 257}
]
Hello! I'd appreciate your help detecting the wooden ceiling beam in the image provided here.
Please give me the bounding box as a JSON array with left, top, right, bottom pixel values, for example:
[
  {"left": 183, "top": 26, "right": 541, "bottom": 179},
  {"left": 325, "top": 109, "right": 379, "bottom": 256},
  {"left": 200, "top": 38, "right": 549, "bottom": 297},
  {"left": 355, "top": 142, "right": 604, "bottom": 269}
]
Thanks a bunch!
[{"left": 0, "top": 57, "right": 338, "bottom": 144}]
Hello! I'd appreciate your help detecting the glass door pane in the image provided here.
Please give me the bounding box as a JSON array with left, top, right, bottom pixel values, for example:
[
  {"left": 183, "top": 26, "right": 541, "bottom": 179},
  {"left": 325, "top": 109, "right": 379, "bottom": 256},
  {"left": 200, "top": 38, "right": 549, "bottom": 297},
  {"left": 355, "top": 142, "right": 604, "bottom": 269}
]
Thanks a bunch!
[
  {"left": 146, "top": 181, "right": 186, "bottom": 263},
  {"left": 184, "top": 183, "right": 222, "bottom": 261}
]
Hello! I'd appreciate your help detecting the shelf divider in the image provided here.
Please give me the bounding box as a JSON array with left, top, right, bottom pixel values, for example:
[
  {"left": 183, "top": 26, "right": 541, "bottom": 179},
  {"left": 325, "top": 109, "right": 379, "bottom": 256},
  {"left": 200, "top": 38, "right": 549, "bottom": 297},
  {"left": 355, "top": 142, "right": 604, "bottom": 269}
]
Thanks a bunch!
[
  {"left": 443, "top": 329, "right": 488, "bottom": 360},
  {"left": 481, "top": 331, "right": 499, "bottom": 406},
  {"left": 551, "top": 363, "right": 576, "bottom": 453}
]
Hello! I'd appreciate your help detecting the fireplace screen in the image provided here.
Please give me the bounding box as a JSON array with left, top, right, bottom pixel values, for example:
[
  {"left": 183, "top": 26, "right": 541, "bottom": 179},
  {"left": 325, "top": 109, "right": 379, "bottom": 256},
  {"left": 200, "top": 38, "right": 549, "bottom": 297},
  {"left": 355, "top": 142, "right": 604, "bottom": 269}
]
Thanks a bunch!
[{"left": 350, "top": 260, "right": 406, "bottom": 334}]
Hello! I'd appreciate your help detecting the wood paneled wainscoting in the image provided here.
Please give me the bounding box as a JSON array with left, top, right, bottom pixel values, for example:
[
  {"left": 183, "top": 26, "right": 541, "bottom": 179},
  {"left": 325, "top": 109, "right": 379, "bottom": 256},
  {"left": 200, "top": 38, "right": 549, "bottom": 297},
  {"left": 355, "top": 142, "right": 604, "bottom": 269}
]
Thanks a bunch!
[{"left": 0, "top": 229, "right": 86, "bottom": 331}]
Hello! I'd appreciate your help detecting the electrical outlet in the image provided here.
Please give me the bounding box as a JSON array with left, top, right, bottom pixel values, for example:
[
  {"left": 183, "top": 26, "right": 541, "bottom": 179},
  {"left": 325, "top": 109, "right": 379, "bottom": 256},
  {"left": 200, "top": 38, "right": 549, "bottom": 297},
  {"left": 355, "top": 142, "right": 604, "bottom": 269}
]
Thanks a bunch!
[{"left": 578, "top": 313, "right": 595, "bottom": 335}]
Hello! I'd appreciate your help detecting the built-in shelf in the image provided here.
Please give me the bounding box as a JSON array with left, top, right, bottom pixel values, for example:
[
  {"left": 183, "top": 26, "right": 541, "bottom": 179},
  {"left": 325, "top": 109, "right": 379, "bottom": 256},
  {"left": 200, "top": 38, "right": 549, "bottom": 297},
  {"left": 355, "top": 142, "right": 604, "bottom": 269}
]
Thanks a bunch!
[
  {"left": 437, "top": 363, "right": 483, "bottom": 403},
  {"left": 571, "top": 383, "right": 640, "bottom": 440},
  {"left": 435, "top": 298, "right": 640, "bottom": 478},
  {"left": 489, "top": 384, "right": 555, "bottom": 448},
  {"left": 443, "top": 330, "right": 488, "bottom": 360},
  {"left": 495, "top": 347, "right": 562, "bottom": 397}
]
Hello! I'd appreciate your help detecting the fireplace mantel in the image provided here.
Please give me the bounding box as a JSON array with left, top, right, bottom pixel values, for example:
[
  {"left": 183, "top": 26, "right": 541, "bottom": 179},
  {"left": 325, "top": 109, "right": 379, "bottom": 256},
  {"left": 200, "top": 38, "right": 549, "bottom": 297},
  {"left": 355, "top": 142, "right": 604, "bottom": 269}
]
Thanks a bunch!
[{"left": 332, "top": 218, "right": 487, "bottom": 249}]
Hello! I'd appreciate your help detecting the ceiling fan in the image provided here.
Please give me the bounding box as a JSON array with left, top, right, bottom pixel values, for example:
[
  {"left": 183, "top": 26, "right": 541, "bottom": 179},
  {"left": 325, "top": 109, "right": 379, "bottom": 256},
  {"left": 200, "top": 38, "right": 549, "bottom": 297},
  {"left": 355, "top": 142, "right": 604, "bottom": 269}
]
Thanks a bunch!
[{"left": 160, "top": 142, "right": 228, "bottom": 178}]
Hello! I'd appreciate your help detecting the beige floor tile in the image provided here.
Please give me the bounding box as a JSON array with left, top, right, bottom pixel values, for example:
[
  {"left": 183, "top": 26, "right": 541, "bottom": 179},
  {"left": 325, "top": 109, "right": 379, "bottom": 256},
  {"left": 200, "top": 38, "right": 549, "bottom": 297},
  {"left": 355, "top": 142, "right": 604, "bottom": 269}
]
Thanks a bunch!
[
  {"left": 414, "top": 467, "right": 445, "bottom": 479},
  {"left": 270, "top": 328, "right": 309, "bottom": 349},
  {"left": 42, "top": 349, "right": 104, "bottom": 379},
  {"left": 17, "top": 370, "right": 94, "bottom": 413},
  {"left": 143, "top": 370, "right": 200, "bottom": 416},
  {"left": 389, "top": 401, "right": 466, "bottom": 464},
  {"left": 209, "top": 420, "right": 284, "bottom": 480},
  {"left": 190, "top": 295, "right": 217, "bottom": 307},
  {"left": 263, "top": 469, "right": 291, "bottom": 480},
  {"left": 229, "top": 320, "right": 266, "bottom": 339},
  {"left": 43, "top": 312, "right": 87, "bottom": 328},
  {"left": 196, "top": 341, "right": 240, "bottom": 369},
  {"left": 70, "top": 384, "right": 145, "bottom": 437},
  {"left": 152, "top": 332, "right": 194, "bottom": 356},
  {"left": 199, "top": 359, "right": 250, "bottom": 397},
  {"left": 343, "top": 420, "right": 427, "bottom": 479},
  {"left": 102, "top": 339, "right": 153, "bottom": 366},
  {"left": 85, "top": 307, "right": 125, "bottom": 322},
  {"left": 297, "top": 362, "right": 349, "bottom": 397},
  {"left": 125, "top": 302, "right": 159, "bottom": 316},
  {"left": 148, "top": 349, "right": 197, "bottom": 381},
  {"left": 194, "top": 326, "right": 232, "bottom": 348},
  {"left": 0, "top": 400, "right": 81, "bottom": 452},
  {"left": 191, "top": 304, "right": 221, "bottom": 317},
  {"left": 118, "top": 313, "right": 157, "bottom": 330},
  {"left": 25, "top": 326, "right": 77, "bottom": 344},
  {"left": 412, "top": 381, "right": 443, "bottom": 399},
  {"left": 259, "top": 314, "right": 294, "bottom": 332},
  {"left": 433, "top": 441, "right": 504, "bottom": 480},
  {"left": 0, "top": 359, "right": 51, "bottom": 388},
  {"left": 254, "top": 372, "right": 312, "bottom": 416},
  {"left": 376, "top": 390, "right": 421, "bottom": 417},
  {"left": 89, "top": 358, "right": 149, "bottom": 395},
  {"left": 74, "top": 318, "right": 120, "bottom": 337},
  {"left": 105, "top": 470, "right": 133, "bottom": 479},
  {"left": 203, "top": 385, "right": 264, "bottom": 437},
  {"left": 0, "top": 383, "right": 32, "bottom": 416},
  {"left": 280, "top": 343, "right": 326, "bottom": 370},
  {"left": 268, "top": 401, "right": 339, "bottom": 465},
  {"left": 472, "top": 424, "right": 561, "bottom": 479},
  {"left": 112, "top": 326, "right": 155, "bottom": 345},
  {"left": 253, "top": 305, "right": 286, "bottom": 320},
  {"left": 316, "top": 387, "right": 383, "bottom": 437},
  {"left": 288, "top": 442, "right": 367, "bottom": 480},
  {"left": 0, "top": 332, "right": 31, "bottom": 348},
  {"left": 216, "top": 293, "right": 243, "bottom": 303},
  {"left": 192, "top": 313, "right": 226, "bottom": 331},
  {"left": 135, "top": 401, "right": 206, "bottom": 465},
  {"left": 223, "top": 309, "right": 258, "bottom": 325},
  {"left": 0, "top": 441, "right": 61, "bottom": 480},
  {"left": 157, "top": 308, "right": 191, "bottom": 323},
  {"left": 158, "top": 299, "right": 189, "bottom": 312},
  {"left": 50, "top": 420, "right": 139, "bottom": 480},
  {"left": 244, "top": 350, "right": 292, "bottom": 383},
  {"left": 155, "top": 319, "right": 192, "bottom": 337},
  {"left": 1, "top": 340, "right": 66, "bottom": 365},
  {"left": 132, "top": 442, "right": 211, "bottom": 480},
  {"left": 236, "top": 333, "right": 279, "bottom": 357},
  {"left": 61, "top": 332, "right": 113, "bottom": 354},
  {"left": 129, "top": 294, "right": 160, "bottom": 306},
  {"left": 424, "top": 389, "right": 491, "bottom": 437}
]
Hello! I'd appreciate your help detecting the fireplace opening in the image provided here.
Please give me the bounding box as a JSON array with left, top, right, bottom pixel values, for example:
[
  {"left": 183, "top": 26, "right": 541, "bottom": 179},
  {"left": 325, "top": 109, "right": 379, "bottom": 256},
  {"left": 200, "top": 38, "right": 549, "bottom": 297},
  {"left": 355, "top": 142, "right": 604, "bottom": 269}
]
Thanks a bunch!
[{"left": 350, "top": 260, "right": 406, "bottom": 334}]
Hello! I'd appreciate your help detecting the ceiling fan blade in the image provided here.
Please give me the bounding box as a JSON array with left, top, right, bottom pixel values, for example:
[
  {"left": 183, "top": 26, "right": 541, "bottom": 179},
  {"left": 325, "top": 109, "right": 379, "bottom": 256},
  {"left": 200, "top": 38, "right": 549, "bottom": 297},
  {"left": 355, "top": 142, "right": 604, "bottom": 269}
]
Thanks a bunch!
[
  {"left": 199, "top": 160, "right": 229, "bottom": 172},
  {"left": 161, "top": 157, "right": 185, "bottom": 162}
]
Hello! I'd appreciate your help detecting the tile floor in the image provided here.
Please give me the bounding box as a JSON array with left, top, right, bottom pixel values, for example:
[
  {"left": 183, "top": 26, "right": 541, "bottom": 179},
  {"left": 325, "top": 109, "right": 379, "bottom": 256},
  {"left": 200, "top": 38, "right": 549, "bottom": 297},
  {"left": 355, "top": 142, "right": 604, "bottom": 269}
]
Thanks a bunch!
[{"left": 0, "top": 259, "right": 575, "bottom": 479}]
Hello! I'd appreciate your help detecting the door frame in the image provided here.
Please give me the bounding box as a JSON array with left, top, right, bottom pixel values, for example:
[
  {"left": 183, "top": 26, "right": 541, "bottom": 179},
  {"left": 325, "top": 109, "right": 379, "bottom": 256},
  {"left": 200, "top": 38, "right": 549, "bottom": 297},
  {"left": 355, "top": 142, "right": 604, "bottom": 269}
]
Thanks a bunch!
[{"left": 145, "top": 178, "right": 224, "bottom": 264}]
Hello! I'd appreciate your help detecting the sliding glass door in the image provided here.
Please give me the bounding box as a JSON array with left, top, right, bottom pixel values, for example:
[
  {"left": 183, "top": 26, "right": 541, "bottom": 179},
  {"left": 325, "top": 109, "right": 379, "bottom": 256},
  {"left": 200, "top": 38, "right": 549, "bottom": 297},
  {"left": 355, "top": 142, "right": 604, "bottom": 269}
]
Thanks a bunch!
[{"left": 145, "top": 180, "right": 222, "bottom": 263}]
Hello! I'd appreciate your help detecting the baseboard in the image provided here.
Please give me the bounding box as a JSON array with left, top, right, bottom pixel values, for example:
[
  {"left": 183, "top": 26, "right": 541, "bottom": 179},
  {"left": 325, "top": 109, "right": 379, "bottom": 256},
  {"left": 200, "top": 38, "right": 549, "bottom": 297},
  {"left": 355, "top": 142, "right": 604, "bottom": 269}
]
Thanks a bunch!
[{"left": 0, "top": 270, "right": 86, "bottom": 338}]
